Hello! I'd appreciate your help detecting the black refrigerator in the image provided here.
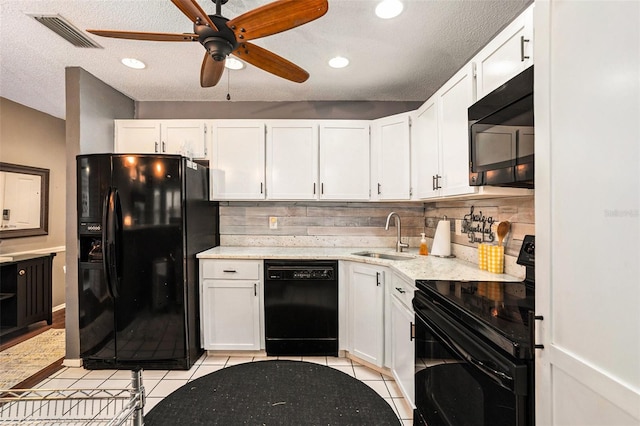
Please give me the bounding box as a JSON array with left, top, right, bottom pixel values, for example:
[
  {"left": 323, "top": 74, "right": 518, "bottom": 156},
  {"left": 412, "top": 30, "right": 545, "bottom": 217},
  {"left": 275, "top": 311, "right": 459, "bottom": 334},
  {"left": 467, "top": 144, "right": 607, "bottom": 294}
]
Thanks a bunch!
[{"left": 77, "top": 154, "right": 219, "bottom": 370}]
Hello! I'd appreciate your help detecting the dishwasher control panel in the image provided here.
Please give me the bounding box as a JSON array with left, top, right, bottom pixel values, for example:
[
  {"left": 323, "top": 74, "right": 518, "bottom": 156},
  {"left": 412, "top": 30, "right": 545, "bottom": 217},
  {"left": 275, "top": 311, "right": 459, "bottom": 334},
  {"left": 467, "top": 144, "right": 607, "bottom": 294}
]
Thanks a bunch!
[{"left": 266, "top": 266, "right": 335, "bottom": 281}]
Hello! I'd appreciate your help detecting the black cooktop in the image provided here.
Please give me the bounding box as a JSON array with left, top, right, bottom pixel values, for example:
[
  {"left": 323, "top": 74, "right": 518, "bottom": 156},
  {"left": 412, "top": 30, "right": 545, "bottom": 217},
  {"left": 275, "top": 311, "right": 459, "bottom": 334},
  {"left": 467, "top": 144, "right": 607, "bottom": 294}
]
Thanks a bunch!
[
  {"left": 414, "top": 235, "right": 536, "bottom": 359},
  {"left": 415, "top": 279, "right": 534, "bottom": 359}
]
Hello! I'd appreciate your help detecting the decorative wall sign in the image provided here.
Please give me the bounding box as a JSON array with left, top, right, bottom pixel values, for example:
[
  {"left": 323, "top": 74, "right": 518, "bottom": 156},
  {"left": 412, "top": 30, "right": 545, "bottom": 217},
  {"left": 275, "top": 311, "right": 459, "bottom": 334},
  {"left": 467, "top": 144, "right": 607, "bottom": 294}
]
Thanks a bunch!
[{"left": 461, "top": 206, "right": 496, "bottom": 243}]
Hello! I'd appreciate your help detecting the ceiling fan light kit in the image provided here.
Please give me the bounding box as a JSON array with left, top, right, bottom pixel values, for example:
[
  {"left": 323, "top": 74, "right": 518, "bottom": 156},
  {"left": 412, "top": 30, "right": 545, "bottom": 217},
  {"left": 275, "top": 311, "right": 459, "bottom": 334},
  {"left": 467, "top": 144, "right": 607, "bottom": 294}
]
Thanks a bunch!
[{"left": 87, "top": 0, "right": 329, "bottom": 88}]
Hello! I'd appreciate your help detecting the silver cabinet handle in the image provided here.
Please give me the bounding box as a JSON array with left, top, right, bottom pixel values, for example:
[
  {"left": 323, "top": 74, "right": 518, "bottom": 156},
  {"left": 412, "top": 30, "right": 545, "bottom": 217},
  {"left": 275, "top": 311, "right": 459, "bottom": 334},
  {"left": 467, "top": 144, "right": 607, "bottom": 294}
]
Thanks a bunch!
[
  {"left": 19, "top": 269, "right": 26, "bottom": 276},
  {"left": 154, "top": 142, "right": 159, "bottom": 153},
  {"left": 376, "top": 272, "right": 381, "bottom": 286},
  {"left": 162, "top": 141, "right": 166, "bottom": 152},
  {"left": 434, "top": 174, "right": 442, "bottom": 190},
  {"left": 410, "top": 322, "right": 415, "bottom": 341},
  {"left": 520, "top": 35, "right": 530, "bottom": 62},
  {"left": 377, "top": 183, "right": 382, "bottom": 195},
  {"left": 529, "top": 311, "right": 545, "bottom": 350}
]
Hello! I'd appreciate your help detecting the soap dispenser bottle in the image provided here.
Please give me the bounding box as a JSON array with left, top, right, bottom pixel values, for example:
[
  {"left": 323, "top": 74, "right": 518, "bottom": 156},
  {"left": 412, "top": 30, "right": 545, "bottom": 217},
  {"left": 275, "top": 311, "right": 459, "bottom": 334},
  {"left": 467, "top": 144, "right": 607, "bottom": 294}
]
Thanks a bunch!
[{"left": 419, "top": 233, "right": 428, "bottom": 256}]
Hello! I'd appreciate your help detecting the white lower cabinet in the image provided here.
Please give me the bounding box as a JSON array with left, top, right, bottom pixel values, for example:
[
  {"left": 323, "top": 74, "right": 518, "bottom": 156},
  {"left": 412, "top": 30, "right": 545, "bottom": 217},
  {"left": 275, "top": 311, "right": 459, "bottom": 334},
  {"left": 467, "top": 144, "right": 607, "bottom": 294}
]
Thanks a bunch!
[
  {"left": 390, "top": 272, "right": 416, "bottom": 408},
  {"left": 348, "top": 262, "right": 386, "bottom": 366},
  {"left": 200, "top": 260, "right": 262, "bottom": 350}
]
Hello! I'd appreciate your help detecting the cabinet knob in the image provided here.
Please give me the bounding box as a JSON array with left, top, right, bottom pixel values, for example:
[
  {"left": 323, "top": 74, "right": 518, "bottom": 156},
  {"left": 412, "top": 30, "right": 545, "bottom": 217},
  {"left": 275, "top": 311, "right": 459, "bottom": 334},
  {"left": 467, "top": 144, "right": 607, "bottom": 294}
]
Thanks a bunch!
[{"left": 19, "top": 269, "right": 26, "bottom": 276}]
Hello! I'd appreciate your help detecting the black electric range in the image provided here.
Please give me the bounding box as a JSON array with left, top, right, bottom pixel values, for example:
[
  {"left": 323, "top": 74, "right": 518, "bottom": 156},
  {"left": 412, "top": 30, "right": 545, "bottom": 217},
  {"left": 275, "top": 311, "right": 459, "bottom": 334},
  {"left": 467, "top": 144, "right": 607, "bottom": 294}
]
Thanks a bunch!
[{"left": 415, "top": 235, "right": 536, "bottom": 360}]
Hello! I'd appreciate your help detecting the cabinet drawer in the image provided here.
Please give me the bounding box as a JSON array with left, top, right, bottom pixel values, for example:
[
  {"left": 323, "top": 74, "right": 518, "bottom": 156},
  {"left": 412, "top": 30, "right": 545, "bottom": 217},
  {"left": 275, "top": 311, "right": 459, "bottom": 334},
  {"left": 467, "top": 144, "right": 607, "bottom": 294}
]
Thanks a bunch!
[
  {"left": 391, "top": 275, "right": 415, "bottom": 309},
  {"left": 202, "top": 260, "right": 261, "bottom": 280}
]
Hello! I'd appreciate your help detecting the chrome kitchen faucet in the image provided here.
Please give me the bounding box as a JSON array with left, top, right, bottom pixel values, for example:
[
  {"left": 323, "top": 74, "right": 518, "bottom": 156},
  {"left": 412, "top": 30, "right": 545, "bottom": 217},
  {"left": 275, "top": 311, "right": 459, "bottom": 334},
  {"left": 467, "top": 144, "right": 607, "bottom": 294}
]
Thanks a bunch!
[{"left": 385, "top": 212, "right": 409, "bottom": 253}]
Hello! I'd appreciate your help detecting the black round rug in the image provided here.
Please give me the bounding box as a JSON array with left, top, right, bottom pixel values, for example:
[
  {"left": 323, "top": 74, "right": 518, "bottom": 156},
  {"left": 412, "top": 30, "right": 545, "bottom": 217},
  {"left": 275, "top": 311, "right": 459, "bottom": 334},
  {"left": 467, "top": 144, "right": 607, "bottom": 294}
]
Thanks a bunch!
[{"left": 144, "top": 360, "right": 400, "bottom": 425}]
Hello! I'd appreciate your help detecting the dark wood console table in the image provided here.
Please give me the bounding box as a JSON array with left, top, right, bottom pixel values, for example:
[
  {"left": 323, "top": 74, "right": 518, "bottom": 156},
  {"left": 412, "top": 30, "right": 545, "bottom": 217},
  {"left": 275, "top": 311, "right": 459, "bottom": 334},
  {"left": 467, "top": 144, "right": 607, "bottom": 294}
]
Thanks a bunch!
[{"left": 0, "top": 253, "right": 55, "bottom": 336}]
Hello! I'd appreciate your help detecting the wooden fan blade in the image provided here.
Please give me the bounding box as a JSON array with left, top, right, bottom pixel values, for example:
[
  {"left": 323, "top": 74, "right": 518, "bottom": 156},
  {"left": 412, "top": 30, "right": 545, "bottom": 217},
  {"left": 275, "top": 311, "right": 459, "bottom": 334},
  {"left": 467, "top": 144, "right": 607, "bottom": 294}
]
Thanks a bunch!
[
  {"left": 87, "top": 29, "right": 199, "bottom": 42},
  {"left": 171, "top": 0, "right": 218, "bottom": 31},
  {"left": 233, "top": 42, "right": 308, "bottom": 83},
  {"left": 201, "top": 53, "right": 225, "bottom": 87},
  {"left": 227, "top": 0, "right": 328, "bottom": 41}
]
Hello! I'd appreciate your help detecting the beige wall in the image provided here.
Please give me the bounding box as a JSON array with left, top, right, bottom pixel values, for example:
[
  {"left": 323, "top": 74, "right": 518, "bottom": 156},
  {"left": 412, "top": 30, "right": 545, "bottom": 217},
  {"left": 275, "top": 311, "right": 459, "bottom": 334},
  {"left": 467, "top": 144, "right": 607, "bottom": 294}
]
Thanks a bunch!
[{"left": 0, "top": 97, "right": 67, "bottom": 307}]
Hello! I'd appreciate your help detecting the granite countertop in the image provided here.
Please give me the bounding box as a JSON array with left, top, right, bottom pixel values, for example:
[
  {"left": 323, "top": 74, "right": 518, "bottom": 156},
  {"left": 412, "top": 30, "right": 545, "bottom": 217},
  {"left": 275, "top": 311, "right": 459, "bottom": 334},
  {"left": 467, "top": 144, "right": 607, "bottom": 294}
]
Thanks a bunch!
[{"left": 197, "top": 246, "right": 523, "bottom": 284}]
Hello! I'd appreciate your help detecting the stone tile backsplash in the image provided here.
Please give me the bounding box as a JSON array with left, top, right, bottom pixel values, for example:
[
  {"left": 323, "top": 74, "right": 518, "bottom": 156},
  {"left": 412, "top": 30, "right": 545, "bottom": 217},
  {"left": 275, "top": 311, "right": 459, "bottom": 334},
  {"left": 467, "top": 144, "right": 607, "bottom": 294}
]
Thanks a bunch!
[{"left": 219, "top": 196, "right": 534, "bottom": 272}]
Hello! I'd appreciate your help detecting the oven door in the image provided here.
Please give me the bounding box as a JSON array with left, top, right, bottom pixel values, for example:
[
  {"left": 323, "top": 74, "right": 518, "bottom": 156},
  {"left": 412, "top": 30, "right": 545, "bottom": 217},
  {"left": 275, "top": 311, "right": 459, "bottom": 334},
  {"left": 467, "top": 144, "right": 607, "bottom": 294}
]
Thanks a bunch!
[{"left": 413, "top": 292, "right": 531, "bottom": 426}]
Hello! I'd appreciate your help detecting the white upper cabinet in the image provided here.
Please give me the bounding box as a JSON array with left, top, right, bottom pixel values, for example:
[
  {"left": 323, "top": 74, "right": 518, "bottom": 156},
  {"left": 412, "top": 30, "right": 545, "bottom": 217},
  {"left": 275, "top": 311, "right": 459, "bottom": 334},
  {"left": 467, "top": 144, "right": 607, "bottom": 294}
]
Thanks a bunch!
[
  {"left": 318, "top": 121, "right": 370, "bottom": 200},
  {"left": 162, "top": 120, "right": 207, "bottom": 158},
  {"left": 475, "top": 4, "right": 534, "bottom": 99},
  {"left": 266, "top": 121, "right": 319, "bottom": 200},
  {"left": 210, "top": 120, "right": 266, "bottom": 200},
  {"left": 411, "top": 97, "right": 440, "bottom": 199},
  {"left": 437, "top": 63, "right": 477, "bottom": 197},
  {"left": 114, "top": 120, "right": 207, "bottom": 158},
  {"left": 371, "top": 113, "right": 412, "bottom": 200},
  {"left": 412, "top": 63, "right": 477, "bottom": 199},
  {"left": 114, "top": 120, "right": 161, "bottom": 154}
]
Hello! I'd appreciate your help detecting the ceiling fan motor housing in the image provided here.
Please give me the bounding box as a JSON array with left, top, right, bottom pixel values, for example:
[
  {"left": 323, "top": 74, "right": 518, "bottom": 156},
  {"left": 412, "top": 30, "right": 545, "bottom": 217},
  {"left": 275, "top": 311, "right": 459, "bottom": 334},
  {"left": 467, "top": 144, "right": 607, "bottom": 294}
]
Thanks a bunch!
[{"left": 196, "top": 15, "right": 238, "bottom": 61}]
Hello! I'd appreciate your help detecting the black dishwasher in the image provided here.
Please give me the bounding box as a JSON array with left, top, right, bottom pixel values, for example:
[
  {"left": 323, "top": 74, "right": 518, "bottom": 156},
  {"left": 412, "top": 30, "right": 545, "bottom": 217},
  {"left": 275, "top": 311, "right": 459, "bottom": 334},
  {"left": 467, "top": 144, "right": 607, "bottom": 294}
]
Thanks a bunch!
[{"left": 264, "top": 260, "right": 338, "bottom": 356}]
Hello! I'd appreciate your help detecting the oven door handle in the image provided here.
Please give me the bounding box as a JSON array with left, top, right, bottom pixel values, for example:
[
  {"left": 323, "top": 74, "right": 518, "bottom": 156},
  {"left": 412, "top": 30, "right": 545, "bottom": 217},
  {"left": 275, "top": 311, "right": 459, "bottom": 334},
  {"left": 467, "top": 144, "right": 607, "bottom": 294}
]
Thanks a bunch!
[{"left": 415, "top": 299, "right": 517, "bottom": 391}]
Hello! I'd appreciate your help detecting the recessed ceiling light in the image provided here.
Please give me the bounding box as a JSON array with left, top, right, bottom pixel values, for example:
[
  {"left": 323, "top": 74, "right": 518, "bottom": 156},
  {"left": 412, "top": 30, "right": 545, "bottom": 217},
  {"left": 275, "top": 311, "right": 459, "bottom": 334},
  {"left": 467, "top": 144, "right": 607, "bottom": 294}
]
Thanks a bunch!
[
  {"left": 328, "top": 56, "right": 349, "bottom": 69},
  {"left": 225, "top": 57, "right": 245, "bottom": 70},
  {"left": 121, "top": 58, "right": 145, "bottom": 69},
  {"left": 375, "top": 0, "right": 404, "bottom": 19}
]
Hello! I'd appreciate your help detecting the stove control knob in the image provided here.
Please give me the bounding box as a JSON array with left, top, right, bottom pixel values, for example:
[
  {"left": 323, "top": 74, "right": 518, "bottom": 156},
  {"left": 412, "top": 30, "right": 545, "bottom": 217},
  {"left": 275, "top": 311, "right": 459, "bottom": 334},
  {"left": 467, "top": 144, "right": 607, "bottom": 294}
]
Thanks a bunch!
[{"left": 524, "top": 242, "right": 535, "bottom": 255}]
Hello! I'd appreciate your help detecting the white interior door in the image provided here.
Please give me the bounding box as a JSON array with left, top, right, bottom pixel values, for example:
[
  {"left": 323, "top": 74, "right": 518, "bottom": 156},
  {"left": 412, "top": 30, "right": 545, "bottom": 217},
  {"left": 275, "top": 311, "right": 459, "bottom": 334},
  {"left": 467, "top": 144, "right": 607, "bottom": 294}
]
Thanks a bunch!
[{"left": 535, "top": 2, "right": 640, "bottom": 424}]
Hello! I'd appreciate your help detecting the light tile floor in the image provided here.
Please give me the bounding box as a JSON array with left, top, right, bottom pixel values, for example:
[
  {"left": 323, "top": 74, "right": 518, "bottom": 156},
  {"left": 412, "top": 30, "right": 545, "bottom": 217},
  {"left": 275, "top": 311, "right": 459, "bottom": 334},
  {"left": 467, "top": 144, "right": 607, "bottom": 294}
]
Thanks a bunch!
[{"left": 37, "top": 354, "right": 413, "bottom": 425}]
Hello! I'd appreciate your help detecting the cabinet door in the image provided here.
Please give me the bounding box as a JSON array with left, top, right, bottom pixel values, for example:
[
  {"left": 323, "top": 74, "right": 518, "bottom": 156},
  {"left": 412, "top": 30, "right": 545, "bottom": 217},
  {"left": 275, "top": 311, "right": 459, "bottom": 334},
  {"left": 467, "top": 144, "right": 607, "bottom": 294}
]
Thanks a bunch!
[
  {"left": 202, "top": 279, "right": 260, "bottom": 350},
  {"left": 391, "top": 294, "right": 415, "bottom": 408},
  {"left": 211, "top": 121, "right": 265, "bottom": 200},
  {"left": 475, "top": 5, "right": 534, "bottom": 99},
  {"left": 372, "top": 114, "right": 411, "bottom": 200},
  {"left": 266, "top": 121, "right": 318, "bottom": 200},
  {"left": 114, "top": 120, "right": 160, "bottom": 153},
  {"left": 438, "top": 63, "right": 477, "bottom": 197},
  {"left": 16, "top": 257, "right": 52, "bottom": 328},
  {"left": 349, "top": 263, "right": 385, "bottom": 366},
  {"left": 319, "top": 122, "right": 370, "bottom": 200},
  {"left": 411, "top": 98, "right": 440, "bottom": 199},
  {"left": 162, "top": 120, "right": 207, "bottom": 158}
]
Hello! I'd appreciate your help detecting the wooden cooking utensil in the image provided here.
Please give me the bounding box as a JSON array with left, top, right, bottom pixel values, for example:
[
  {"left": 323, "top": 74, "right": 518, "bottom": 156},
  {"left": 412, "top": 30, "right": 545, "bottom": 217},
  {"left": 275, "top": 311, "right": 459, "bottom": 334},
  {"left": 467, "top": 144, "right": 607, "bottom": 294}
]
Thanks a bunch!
[{"left": 497, "top": 221, "right": 511, "bottom": 247}]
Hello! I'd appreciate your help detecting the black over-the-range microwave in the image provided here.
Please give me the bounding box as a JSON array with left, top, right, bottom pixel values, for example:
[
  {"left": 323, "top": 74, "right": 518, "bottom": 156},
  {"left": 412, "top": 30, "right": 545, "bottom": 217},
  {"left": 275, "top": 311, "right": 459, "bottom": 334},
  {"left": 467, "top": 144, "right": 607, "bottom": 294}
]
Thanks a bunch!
[{"left": 469, "top": 65, "right": 534, "bottom": 188}]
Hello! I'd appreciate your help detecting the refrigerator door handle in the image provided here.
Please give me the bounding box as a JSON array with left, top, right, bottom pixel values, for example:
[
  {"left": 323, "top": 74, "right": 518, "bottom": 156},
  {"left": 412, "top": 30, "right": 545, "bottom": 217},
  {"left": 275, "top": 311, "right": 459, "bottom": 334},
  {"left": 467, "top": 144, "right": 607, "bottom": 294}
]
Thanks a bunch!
[
  {"left": 102, "top": 188, "right": 114, "bottom": 299},
  {"left": 103, "top": 187, "right": 123, "bottom": 299}
]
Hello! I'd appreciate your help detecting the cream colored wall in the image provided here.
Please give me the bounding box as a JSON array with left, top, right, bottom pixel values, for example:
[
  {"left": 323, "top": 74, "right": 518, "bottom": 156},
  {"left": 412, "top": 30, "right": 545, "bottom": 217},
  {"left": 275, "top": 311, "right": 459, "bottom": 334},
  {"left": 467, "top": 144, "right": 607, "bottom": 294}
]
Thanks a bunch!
[{"left": 0, "top": 97, "right": 67, "bottom": 307}]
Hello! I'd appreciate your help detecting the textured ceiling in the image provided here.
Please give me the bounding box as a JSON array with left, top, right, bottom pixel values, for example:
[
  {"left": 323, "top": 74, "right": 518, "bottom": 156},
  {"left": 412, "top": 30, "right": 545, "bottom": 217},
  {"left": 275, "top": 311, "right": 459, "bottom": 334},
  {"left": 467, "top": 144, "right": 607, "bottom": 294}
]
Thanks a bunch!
[{"left": 0, "top": 0, "right": 530, "bottom": 119}]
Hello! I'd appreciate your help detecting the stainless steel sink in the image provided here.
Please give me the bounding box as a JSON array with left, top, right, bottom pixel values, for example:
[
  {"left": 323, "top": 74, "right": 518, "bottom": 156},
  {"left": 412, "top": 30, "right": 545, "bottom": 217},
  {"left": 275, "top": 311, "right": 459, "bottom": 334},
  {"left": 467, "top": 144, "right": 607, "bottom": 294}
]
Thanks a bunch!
[{"left": 352, "top": 251, "right": 413, "bottom": 261}]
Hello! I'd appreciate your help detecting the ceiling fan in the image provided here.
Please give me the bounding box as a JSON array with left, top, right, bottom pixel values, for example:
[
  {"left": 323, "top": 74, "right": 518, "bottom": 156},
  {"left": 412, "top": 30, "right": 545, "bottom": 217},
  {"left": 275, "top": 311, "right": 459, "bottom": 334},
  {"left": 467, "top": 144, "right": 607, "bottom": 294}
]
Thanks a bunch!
[{"left": 87, "top": 0, "right": 329, "bottom": 87}]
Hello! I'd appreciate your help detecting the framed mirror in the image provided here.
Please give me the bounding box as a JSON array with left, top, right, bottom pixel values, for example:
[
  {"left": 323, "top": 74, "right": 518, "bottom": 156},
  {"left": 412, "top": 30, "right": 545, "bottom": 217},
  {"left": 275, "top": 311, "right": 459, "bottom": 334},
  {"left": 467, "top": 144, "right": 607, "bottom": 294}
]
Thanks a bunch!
[{"left": 0, "top": 162, "right": 49, "bottom": 238}]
